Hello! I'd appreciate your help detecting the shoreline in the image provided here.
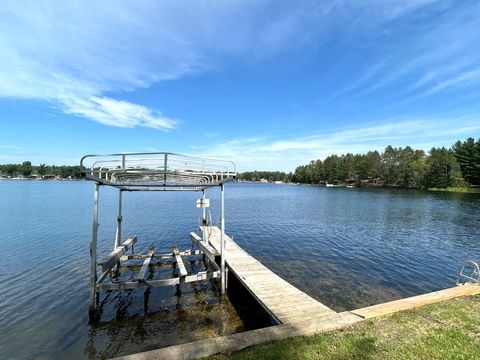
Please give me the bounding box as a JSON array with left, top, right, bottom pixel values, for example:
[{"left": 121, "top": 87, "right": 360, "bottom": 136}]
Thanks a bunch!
[
  {"left": 2, "top": 178, "right": 480, "bottom": 194},
  {"left": 428, "top": 186, "right": 480, "bottom": 194},
  {"left": 113, "top": 285, "right": 480, "bottom": 360}
]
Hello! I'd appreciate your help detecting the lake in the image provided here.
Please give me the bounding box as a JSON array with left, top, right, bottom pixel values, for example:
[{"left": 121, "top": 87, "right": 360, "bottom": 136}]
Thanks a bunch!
[{"left": 1, "top": 181, "right": 479, "bottom": 359}]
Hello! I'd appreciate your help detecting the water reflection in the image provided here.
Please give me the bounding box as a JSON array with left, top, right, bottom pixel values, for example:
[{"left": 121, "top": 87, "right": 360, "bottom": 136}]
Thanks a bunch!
[
  {"left": 84, "top": 255, "right": 247, "bottom": 359},
  {"left": 85, "top": 283, "right": 245, "bottom": 359}
]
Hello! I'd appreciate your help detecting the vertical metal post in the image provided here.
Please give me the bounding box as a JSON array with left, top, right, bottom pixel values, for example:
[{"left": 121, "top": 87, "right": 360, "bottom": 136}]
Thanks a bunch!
[
  {"left": 200, "top": 189, "right": 210, "bottom": 268},
  {"left": 114, "top": 190, "right": 123, "bottom": 249},
  {"left": 89, "top": 183, "right": 100, "bottom": 317},
  {"left": 163, "top": 153, "right": 168, "bottom": 185},
  {"left": 220, "top": 183, "right": 226, "bottom": 295},
  {"left": 202, "top": 190, "right": 206, "bottom": 224},
  {"left": 114, "top": 155, "right": 126, "bottom": 249},
  {"left": 201, "top": 190, "right": 206, "bottom": 242}
]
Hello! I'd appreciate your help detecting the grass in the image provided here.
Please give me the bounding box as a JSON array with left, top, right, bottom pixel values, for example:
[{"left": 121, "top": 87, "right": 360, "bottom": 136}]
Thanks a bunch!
[
  {"left": 428, "top": 187, "right": 480, "bottom": 193},
  {"left": 210, "top": 294, "right": 480, "bottom": 360}
]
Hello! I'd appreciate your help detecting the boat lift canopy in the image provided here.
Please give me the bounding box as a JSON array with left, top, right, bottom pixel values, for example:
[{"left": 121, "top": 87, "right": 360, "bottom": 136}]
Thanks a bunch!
[
  {"left": 80, "top": 152, "right": 237, "bottom": 191},
  {"left": 81, "top": 152, "right": 236, "bottom": 320}
]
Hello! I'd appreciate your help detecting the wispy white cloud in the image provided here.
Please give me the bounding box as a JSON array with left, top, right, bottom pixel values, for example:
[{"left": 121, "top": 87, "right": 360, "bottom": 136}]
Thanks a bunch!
[
  {"left": 203, "top": 131, "right": 219, "bottom": 138},
  {"left": 196, "top": 115, "right": 480, "bottom": 171},
  {"left": 422, "top": 68, "right": 480, "bottom": 96},
  {"left": 58, "top": 95, "right": 176, "bottom": 130},
  {"left": 0, "top": 145, "right": 22, "bottom": 150},
  {"left": 335, "top": 2, "right": 480, "bottom": 99},
  {"left": 0, "top": 0, "right": 452, "bottom": 129}
]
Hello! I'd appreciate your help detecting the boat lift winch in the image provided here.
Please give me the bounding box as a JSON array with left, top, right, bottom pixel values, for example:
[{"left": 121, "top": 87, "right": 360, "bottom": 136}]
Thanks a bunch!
[{"left": 80, "top": 152, "right": 236, "bottom": 319}]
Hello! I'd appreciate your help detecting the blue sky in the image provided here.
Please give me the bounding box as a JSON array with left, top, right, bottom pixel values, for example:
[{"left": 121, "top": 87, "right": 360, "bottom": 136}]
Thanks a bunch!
[{"left": 1, "top": 0, "right": 480, "bottom": 171}]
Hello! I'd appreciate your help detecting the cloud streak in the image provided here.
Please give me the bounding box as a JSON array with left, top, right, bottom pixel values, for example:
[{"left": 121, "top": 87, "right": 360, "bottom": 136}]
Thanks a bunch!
[
  {"left": 196, "top": 115, "right": 480, "bottom": 171},
  {"left": 334, "top": 2, "right": 480, "bottom": 100},
  {"left": 0, "top": 0, "right": 453, "bottom": 129},
  {"left": 0, "top": 145, "right": 22, "bottom": 150}
]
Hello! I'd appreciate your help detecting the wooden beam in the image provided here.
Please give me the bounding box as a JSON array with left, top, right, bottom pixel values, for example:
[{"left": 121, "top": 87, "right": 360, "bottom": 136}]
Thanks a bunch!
[
  {"left": 136, "top": 247, "right": 155, "bottom": 281},
  {"left": 120, "top": 249, "right": 202, "bottom": 261},
  {"left": 97, "top": 270, "right": 220, "bottom": 290},
  {"left": 96, "top": 268, "right": 111, "bottom": 285},
  {"left": 173, "top": 245, "right": 188, "bottom": 277},
  {"left": 351, "top": 284, "right": 480, "bottom": 319},
  {"left": 190, "top": 232, "right": 219, "bottom": 262},
  {"left": 98, "top": 236, "right": 137, "bottom": 272}
]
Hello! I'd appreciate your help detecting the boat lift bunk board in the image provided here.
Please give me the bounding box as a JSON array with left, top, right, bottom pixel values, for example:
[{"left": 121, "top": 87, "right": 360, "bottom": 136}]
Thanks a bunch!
[{"left": 80, "top": 152, "right": 236, "bottom": 319}]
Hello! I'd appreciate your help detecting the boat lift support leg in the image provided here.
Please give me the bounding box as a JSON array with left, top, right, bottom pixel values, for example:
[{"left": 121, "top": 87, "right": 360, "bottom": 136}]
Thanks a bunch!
[
  {"left": 202, "top": 190, "right": 206, "bottom": 225},
  {"left": 89, "top": 183, "right": 100, "bottom": 318},
  {"left": 200, "top": 190, "right": 208, "bottom": 266},
  {"left": 114, "top": 189, "right": 123, "bottom": 249},
  {"left": 115, "top": 156, "right": 125, "bottom": 250},
  {"left": 220, "top": 184, "right": 226, "bottom": 295}
]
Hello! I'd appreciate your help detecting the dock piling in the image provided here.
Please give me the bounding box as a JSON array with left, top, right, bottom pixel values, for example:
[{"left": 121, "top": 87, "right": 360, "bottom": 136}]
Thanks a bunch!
[
  {"left": 88, "top": 183, "right": 100, "bottom": 318},
  {"left": 220, "top": 183, "right": 226, "bottom": 295}
]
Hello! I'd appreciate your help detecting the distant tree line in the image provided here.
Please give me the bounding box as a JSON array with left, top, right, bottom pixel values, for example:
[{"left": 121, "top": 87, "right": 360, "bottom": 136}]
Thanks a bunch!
[
  {"left": 291, "top": 137, "right": 480, "bottom": 189},
  {"left": 2, "top": 137, "right": 479, "bottom": 188},
  {"left": 237, "top": 171, "right": 292, "bottom": 182},
  {"left": 0, "top": 162, "right": 82, "bottom": 179}
]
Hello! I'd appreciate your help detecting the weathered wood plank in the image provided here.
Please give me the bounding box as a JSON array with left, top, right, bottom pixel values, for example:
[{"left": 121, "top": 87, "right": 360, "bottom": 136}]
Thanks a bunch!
[
  {"left": 136, "top": 248, "right": 154, "bottom": 281},
  {"left": 98, "top": 269, "right": 220, "bottom": 290},
  {"left": 98, "top": 236, "right": 137, "bottom": 272},
  {"left": 120, "top": 249, "right": 201, "bottom": 261},
  {"left": 351, "top": 284, "right": 480, "bottom": 319},
  {"left": 190, "top": 232, "right": 219, "bottom": 261},
  {"left": 173, "top": 245, "right": 188, "bottom": 277}
]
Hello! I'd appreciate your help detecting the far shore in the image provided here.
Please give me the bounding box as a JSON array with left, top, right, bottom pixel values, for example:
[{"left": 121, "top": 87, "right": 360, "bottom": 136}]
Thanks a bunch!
[
  {"left": 2, "top": 177, "right": 480, "bottom": 194},
  {"left": 428, "top": 186, "right": 480, "bottom": 194}
]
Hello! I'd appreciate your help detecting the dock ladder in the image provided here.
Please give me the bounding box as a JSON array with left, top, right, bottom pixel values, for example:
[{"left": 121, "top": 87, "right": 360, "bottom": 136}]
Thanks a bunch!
[{"left": 457, "top": 259, "right": 480, "bottom": 285}]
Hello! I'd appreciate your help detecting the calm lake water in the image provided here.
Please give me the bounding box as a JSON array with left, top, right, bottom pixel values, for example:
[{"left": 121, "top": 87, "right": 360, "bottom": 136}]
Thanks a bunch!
[{"left": 1, "top": 181, "right": 479, "bottom": 359}]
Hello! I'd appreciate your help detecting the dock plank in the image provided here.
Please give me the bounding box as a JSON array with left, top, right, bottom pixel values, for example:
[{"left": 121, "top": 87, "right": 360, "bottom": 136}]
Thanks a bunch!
[{"left": 200, "top": 226, "right": 335, "bottom": 324}]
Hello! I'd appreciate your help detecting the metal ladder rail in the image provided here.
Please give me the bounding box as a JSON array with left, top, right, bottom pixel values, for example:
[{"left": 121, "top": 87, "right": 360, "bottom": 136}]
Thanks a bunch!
[{"left": 457, "top": 259, "right": 480, "bottom": 285}]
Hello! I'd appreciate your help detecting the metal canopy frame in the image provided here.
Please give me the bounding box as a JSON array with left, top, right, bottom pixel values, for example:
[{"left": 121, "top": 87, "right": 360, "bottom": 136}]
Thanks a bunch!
[
  {"left": 80, "top": 152, "right": 236, "bottom": 191},
  {"left": 81, "top": 152, "right": 236, "bottom": 319}
]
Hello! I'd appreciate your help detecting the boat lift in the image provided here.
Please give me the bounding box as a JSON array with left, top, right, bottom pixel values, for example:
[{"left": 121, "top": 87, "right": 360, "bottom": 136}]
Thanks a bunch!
[{"left": 80, "top": 152, "right": 236, "bottom": 319}]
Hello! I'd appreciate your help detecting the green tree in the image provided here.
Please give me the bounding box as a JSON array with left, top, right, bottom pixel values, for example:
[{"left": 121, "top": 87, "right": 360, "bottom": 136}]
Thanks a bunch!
[
  {"left": 453, "top": 137, "right": 480, "bottom": 186},
  {"left": 21, "top": 161, "right": 33, "bottom": 177},
  {"left": 323, "top": 155, "right": 343, "bottom": 184},
  {"left": 426, "top": 147, "right": 463, "bottom": 188},
  {"left": 37, "top": 163, "right": 47, "bottom": 176},
  {"left": 381, "top": 146, "right": 400, "bottom": 186},
  {"left": 410, "top": 158, "right": 429, "bottom": 189}
]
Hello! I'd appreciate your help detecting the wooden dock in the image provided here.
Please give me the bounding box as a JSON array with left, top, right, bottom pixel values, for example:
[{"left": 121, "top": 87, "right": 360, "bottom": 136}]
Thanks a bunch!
[{"left": 199, "top": 226, "right": 335, "bottom": 324}]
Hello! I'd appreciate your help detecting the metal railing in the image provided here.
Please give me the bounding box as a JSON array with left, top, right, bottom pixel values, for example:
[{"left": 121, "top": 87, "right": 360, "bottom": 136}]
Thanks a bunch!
[
  {"left": 80, "top": 152, "right": 236, "bottom": 190},
  {"left": 457, "top": 259, "right": 480, "bottom": 285}
]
